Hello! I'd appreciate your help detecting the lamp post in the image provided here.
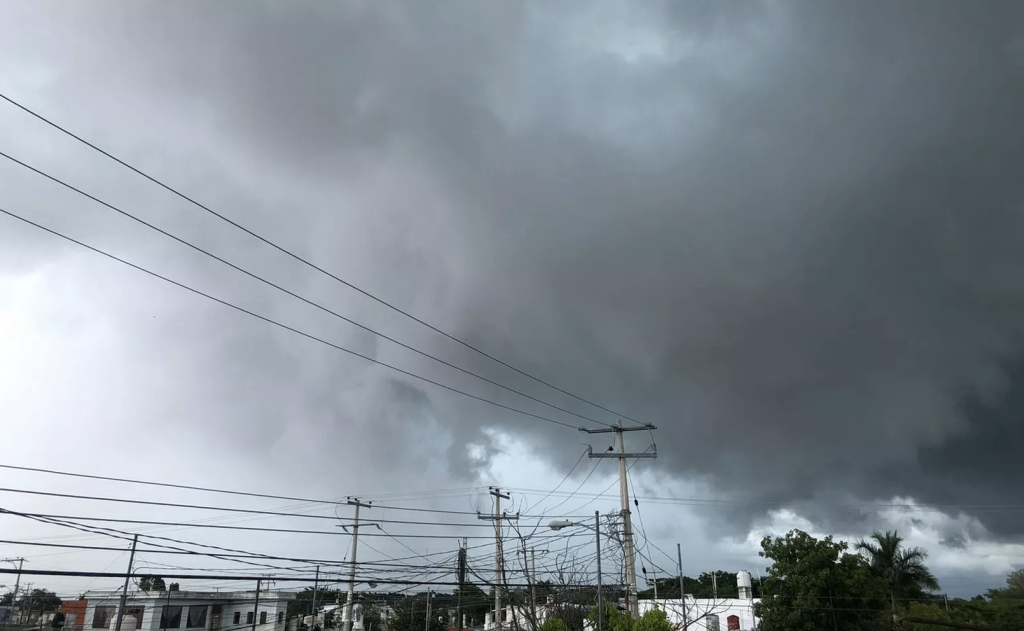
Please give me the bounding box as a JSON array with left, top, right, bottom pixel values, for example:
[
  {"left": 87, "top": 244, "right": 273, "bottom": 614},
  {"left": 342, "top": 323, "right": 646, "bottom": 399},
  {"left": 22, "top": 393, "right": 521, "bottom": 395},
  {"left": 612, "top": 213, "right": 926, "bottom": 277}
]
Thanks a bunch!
[{"left": 547, "top": 511, "right": 602, "bottom": 631}]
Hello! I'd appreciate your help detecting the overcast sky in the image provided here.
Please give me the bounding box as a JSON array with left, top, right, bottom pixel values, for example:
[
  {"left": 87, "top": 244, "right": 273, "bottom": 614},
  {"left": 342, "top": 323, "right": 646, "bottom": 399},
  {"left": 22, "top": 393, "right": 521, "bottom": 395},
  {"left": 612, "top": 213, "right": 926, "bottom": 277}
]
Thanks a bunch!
[{"left": 2, "top": 0, "right": 1024, "bottom": 600}]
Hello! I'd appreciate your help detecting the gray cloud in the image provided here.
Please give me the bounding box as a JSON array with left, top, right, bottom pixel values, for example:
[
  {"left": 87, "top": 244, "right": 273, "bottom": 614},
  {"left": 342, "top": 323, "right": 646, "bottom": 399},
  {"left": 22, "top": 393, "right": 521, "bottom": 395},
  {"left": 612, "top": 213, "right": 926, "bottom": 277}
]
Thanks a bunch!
[{"left": 3, "top": 0, "right": 1024, "bottom": 548}]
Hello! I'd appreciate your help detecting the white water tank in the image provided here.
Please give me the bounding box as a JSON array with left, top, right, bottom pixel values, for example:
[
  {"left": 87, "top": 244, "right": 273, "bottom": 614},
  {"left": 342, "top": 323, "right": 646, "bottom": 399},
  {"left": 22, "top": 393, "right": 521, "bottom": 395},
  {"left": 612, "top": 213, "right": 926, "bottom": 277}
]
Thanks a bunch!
[
  {"left": 110, "top": 616, "right": 138, "bottom": 631},
  {"left": 737, "top": 571, "right": 753, "bottom": 600}
]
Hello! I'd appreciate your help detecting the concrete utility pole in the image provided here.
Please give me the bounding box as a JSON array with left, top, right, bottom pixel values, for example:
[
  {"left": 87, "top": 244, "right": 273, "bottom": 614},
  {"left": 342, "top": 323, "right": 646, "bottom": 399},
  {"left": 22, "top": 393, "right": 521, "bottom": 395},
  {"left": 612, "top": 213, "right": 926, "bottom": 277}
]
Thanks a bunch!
[
  {"left": 595, "top": 512, "right": 603, "bottom": 631},
  {"left": 311, "top": 566, "right": 320, "bottom": 626},
  {"left": 677, "top": 544, "right": 687, "bottom": 628},
  {"left": 252, "top": 579, "right": 261, "bottom": 631},
  {"left": 423, "top": 591, "right": 432, "bottom": 631},
  {"left": 530, "top": 547, "right": 537, "bottom": 618},
  {"left": 18, "top": 583, "right": 32, "bottom": 626},
  {"left": 0, "top": 558, "right": 24, "bottom": 631},
  {"left": 477, "top": 488, "right": 518, "bottom": 629},
  {"left": 456, "top": 543, "right": 467, "bottom": 631},
  {"left": 114, "top": 536, "right": 138, "bottom": 631},
  {"left": 582, "top": 422, "right": 657, "bottom": 619},
  {"left": 343, "top": 498, "right": 372, "bottom": 631}
]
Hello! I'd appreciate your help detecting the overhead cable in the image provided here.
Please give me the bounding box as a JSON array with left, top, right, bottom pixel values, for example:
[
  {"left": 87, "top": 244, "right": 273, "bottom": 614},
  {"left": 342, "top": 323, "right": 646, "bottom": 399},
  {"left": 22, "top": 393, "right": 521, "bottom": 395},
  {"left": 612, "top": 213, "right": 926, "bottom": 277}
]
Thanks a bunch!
[
  {"left": 0, "top": 90, "right": 645, "bottom": 428},
  {"left": 0, "top": 207, "right": 581, "bottom": 430}
]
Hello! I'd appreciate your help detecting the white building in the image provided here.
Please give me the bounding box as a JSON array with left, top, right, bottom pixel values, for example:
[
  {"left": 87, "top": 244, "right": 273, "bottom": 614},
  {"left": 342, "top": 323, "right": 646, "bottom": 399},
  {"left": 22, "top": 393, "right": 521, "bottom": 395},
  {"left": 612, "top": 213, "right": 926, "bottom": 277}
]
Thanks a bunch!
[
  {"left": 82, "top": 590, "right": 295, "bottom": 631},
  {"left": 486, "top": 571, "right": 760, "bottom": 631},
  {"left": 637, "top": 597, "right": 758, "bottom": 631}
]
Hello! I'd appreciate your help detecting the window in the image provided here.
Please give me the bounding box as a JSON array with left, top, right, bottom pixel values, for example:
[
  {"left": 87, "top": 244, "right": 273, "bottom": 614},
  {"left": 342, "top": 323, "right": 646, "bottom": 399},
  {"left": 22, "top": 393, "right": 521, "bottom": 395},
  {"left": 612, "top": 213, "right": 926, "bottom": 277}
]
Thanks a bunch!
[
  {"left": 92, "top": 606, "right": 116, "bottom": 629},
  {"left": 259, "top": 612, "right": 267, "bottom": 625},
  {"left": 706, "top": 614, "right": 720, "bottom": 631},
  {"left": 233, "top": 613, "right": 240, "bottom": 625},
  {"left": 126, "top": 607, "right": 145, "bottom": 629},
  {"left": 187, "top": 607, "right": 207, "bottom": 629},
  {"left": 277, "top": 612, "right": 283, "bottom": 624},
  {"left": 246, "top": 613, "right": 254, "bottom": 625},
  {"left": 161, "top": 606, "right": 183, "bottom": 629}
]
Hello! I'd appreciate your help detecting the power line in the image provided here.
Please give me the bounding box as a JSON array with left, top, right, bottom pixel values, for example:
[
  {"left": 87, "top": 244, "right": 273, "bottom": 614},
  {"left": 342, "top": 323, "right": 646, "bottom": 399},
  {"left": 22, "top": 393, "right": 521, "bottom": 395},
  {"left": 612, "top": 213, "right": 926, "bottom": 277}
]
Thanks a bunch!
[
  {"left": 0, "top": 504, "right": 502, "bottom": 541},
  {"left": 0, "top": 91, "right": 644, "bottom": 428},
  {"left": 0, "top": 149, "right": 616, "bottom": 431},
  {"left": 1, "top": 510, "right": 508, "bottom": 537},
  {"left": 0, "top": 568, "right": 535, "bottom": 588},
  {"left": 0, "top": 206, "right": 581, "bottom": 430},
  {"left": 518, "top": 449, "right": 588, "bottom": 514},
  {"left": 0, "top": 464, "right": 609, "bottom": 519},
  {"left": 537, "top": 458, "right": 606, "bottom": 516}
]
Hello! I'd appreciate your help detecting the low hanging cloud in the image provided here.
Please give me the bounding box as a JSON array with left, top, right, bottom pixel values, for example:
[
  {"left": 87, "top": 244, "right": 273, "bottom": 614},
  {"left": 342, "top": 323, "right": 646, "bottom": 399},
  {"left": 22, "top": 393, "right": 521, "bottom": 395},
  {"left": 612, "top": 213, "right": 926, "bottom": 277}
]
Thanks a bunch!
[{"left": 2, "top": 0, "right": 1024, "bottom": 544}]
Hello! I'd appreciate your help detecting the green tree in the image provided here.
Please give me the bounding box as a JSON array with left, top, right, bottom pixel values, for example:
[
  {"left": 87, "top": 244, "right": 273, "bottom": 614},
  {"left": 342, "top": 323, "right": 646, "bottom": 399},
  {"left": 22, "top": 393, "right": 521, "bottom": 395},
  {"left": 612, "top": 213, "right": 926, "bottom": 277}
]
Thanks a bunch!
[
  {"left": 361, "top": 603, "right": 382, "bottom": 631},
  {"left": 388, "top": 594, "right": 447, "bottom": 631},
  {"left": 755, "top": 530, "right": 887, "bottom": 631},
  {"left": 138, "top": 576, "right": 166, "bottom": 592},
  {"left": 854, "top": 530, "right": 940, "bottom": 602},
  {"left": 1003, "top": 568, "right": 1024, "bottom": 597},
  {"left": 286, "top": 587, "right": 343, "bottom": 620},
  {"left": 1, "top": 592, "right": 12, "bottom": 606},
  {"left": 587, "top": 604, "right": 631, "bottom": 631},
  {"left": 168, "top": 583, "right": 180, "bottom": 592},
  {"left": 16, "top": 589, "right": 63, "bottom": 613},
  {"left": 632, "top": 608, "right": 670, "bottom": 631},
  {"left": 901, "top": 601, "right": 946, "bottom": 631},
  {"left": 539, "top": 618, "right": 570, "bottom": 631},
  {"left": 452, "top": 583, "right": 489, "bottom": 627}
]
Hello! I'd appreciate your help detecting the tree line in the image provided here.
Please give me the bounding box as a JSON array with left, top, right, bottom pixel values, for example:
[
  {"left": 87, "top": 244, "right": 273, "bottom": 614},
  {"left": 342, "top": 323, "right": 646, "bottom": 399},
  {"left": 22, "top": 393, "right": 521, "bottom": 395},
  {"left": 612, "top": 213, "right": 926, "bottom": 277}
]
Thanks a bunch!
[{"left": 755, "top": 529, "right": 1024, "bottom": 631}]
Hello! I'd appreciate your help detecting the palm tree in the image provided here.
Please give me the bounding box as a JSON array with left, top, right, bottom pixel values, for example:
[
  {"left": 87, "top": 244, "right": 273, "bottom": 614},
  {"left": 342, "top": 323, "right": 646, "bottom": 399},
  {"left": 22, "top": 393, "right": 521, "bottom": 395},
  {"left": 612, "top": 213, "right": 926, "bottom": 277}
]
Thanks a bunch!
[{"left": 855, "top": 530, "right": 940, "bottom": 602}]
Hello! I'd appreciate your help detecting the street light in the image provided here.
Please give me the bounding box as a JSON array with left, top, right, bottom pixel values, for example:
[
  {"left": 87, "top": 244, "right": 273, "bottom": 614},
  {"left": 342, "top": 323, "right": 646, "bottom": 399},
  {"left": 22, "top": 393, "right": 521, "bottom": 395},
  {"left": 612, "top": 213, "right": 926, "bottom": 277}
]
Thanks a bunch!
[{"left": 547, "top": 511, "right": 602, "bottom": 631}]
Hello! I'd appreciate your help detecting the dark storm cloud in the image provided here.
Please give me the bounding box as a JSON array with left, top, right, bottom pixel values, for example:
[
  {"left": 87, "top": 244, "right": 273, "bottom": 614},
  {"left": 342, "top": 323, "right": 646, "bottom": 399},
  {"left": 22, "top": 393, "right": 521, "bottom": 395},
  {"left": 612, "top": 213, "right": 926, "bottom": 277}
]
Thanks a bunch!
[{"left": 5, "top": 0, "right": 1024, "bottom": 538}]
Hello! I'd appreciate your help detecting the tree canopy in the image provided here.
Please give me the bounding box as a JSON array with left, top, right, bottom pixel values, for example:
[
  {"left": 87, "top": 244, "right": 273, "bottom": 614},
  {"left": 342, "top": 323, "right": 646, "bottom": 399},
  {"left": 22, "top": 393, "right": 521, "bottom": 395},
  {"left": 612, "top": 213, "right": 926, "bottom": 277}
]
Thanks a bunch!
[
  {"left": 755, "top": 529, "right": 887, "bottom": 631},
  {"left": 632, "top": 608, "right": 671, "bottom": 631},
  {"left": 387, "top": 594, "right": 448, "bottom": 631},
  {"left": 854, "top": 530, "right": 940, "bottom": 600},
  {"left": 138, "top": 576, "right": 167, "bottom": 592}
]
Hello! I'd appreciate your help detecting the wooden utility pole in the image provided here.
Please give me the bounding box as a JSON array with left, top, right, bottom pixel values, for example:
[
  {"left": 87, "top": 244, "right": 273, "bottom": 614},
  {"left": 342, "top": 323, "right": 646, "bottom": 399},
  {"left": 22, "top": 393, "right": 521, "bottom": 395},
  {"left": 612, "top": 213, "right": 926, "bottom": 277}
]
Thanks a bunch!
[{"left": 582, "top": 422, "right": 657, "bottom": 619}]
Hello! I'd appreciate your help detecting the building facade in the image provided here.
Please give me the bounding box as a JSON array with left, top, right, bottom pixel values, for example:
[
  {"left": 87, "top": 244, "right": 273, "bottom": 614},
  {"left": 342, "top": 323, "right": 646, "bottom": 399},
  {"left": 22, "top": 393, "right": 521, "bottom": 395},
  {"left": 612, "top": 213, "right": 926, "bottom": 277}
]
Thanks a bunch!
[
  {"left": 82, "top": 590, "right": 294, "bottom": 631},
  {"left": 61, "top": 599, "right": 89, "bottom": 631}
]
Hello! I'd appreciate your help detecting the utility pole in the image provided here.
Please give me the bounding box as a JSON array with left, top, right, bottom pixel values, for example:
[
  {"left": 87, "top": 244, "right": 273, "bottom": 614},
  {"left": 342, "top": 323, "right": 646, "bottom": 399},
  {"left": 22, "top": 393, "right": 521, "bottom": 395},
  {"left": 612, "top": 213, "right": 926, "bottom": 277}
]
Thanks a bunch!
[
  {"left": 530, "top": 547, "right": 537, "bottom": 619},
  {"left": 582, "top": 422, "right": 657, "bottom": 619},
  {"left": 478, "top": 488, "right": 518, "bottom": 629},
  {"left": 114, "top": 536, "right": 138, "bottom": 631},
  {"left": 252, "top": 579, "right": 261, "bottom": 631},
  {"left": 343, "top": 498, "right": 372, "bottom": 631},
  {"left": 18, "top": 583, "right": 32, "bottom": 626},
  {"left": 423, "top": 591, "right": 432, "bottom": 631},
  {"left": 595, "top": 511, "right": 603, "bottom": 631},
  {"left": 311, "top": 566, "right": 320, "bottom": 626},
  {"left": 457, "top": 542, "right": 467, "bottom": 631},
  {"left": 676, "top": 544, "right": 686, "bottom": 629},
  {"left": 0, "top": 558, "right": 24, "bottom": 631}
]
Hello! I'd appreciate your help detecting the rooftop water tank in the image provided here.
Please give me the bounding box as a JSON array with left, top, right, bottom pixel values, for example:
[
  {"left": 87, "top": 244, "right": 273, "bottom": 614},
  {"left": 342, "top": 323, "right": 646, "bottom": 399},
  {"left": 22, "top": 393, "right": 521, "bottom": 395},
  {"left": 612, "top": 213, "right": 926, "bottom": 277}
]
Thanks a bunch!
[{"left": 737, "top": 571, "right": 753, "bottom": 599}]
